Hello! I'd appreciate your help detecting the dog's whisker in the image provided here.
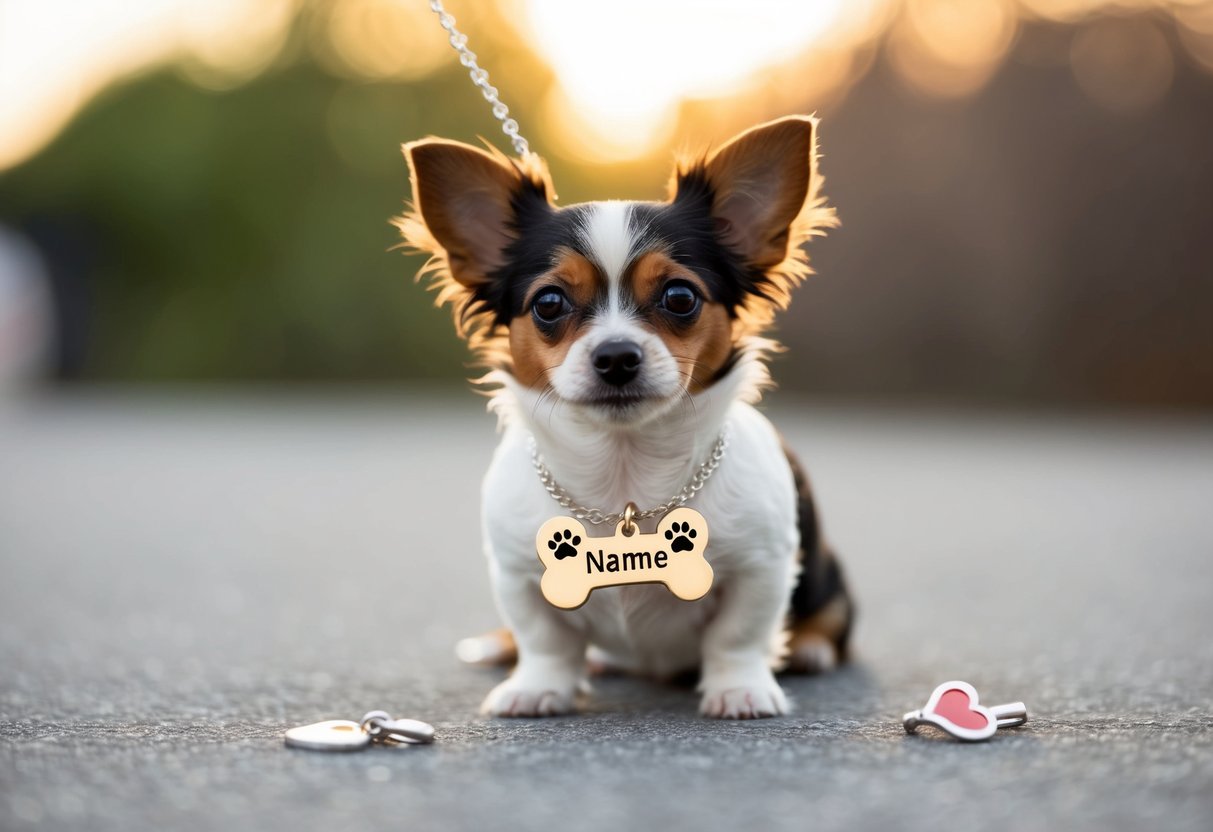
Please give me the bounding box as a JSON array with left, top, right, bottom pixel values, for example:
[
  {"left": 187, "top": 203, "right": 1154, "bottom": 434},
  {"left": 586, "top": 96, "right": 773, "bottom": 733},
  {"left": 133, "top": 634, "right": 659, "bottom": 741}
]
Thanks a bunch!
[
  {"left": 528, "top": 364, "right": 566, "bottom": 425},
  {"left": 537, "top": 366, "right": 566, "bottom": 432}
]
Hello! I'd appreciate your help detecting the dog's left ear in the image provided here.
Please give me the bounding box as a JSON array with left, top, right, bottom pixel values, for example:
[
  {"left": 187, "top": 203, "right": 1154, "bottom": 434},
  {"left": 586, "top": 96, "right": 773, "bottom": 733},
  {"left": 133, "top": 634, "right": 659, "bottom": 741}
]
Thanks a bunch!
[
  {"left": 403, "top": 139, "right": 549, "bottom": 289},
  {"left": 398, "top": 140, "right": 556, "bottom": 338},
  {"left": 672, "top": 116, "right": 834, "bottom": 316}
]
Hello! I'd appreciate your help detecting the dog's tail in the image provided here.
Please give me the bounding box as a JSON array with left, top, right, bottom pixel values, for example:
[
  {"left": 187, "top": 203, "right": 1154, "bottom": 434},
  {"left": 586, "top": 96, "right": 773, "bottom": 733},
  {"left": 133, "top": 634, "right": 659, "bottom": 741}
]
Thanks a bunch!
[
  {"left": 455, "top": 627, "right": 517, "bottom": 666},
  {"left": 782, "top": 441, "right": 856, "bottom": 674}
]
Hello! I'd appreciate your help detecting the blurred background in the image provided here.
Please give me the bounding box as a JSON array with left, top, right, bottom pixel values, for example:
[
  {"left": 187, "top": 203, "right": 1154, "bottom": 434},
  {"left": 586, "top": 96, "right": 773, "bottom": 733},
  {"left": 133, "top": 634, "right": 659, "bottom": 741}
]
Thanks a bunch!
[{"left": 2, "top": 0, "right": 1211, "bottom": 407}]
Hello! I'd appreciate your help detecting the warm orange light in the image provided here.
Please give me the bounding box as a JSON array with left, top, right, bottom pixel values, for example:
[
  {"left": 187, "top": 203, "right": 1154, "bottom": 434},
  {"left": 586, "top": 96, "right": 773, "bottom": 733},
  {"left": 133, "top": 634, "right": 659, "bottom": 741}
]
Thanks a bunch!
[
  {"left": 1178, "top": 25, "right": 1213, "bottom": 72},
  {"left": 520, "top": 0, "right": 850, "bottom": 161},
  {"left": 889, "top": 0, "right": 1018, "bottom": 98},
  {"left": 2, "top": 0, "right": 1213, "bottom": 172},
  {"left": 1177, "top": 0, "right": 1213, "bottom": 34},
  {"left": 0, "top": 0, "right": 298, "bottom": 171},
  {"left": 178, "top": 0, "right": 297, "bottom": 89},
  {"left": 316, "top": 0, "right": 454, "bottom": 81}
]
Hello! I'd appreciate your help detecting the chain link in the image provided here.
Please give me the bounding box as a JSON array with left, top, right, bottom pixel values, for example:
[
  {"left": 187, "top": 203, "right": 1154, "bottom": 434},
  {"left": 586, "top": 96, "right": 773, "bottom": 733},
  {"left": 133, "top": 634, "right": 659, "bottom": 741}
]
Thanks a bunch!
[
  {"left": 428, "top": 0, "right": 530, "bottom": 157},
  {"left": 530, "top": 425, "right": 731, "bottom": 526}
]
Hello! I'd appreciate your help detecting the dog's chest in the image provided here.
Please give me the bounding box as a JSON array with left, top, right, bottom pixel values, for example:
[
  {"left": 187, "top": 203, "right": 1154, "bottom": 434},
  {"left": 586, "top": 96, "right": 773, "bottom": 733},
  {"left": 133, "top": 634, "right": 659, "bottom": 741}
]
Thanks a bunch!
[{"left": 573, "top": 582, "right": 720, "bottom": 675}]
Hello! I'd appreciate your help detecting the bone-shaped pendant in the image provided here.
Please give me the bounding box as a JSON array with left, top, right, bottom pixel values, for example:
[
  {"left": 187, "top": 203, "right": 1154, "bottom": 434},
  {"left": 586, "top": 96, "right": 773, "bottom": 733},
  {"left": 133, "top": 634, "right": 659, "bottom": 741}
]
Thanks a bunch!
[{"left": 535, "top": 507, "right": 714, "bottom": 610}]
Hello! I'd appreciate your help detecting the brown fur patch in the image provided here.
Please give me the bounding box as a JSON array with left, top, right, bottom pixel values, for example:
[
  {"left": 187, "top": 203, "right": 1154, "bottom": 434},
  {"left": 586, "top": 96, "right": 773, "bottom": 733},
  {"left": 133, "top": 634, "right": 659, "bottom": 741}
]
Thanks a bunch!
[
  {"left": 508, "top": 249, "right": 603, "bottom": 389},
  {"left": 784, "top": 593, "right": 853, "bottom": 674},
  {"left": 455, "top": 627, "right": 517, "bottom": 667},
  {"left": 790, "top": 594, "right": 852, "bottom": 652},
  {"left": 626, "top": 251, "right": 735, "bottom": 392}
]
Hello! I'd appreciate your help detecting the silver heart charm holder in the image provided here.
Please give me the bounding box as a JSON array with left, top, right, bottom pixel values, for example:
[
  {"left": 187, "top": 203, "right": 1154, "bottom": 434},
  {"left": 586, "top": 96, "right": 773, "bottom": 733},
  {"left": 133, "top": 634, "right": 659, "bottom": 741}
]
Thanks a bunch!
[{"left": 284, "top": 710, "right": 435, "bottom": 752}]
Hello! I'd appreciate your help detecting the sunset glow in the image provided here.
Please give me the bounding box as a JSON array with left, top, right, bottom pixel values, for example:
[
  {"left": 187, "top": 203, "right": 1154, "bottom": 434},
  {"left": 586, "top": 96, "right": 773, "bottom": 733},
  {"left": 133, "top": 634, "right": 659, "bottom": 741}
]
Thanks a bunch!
[
  {"left": 1, "top": 0, "right": 1212, "bottom": 170},
  {"left": 519, "top": 0, "right": 853, "bottom": 160},
  {"left": 0, "top": 0, "right": 297, "bottom": 171}
]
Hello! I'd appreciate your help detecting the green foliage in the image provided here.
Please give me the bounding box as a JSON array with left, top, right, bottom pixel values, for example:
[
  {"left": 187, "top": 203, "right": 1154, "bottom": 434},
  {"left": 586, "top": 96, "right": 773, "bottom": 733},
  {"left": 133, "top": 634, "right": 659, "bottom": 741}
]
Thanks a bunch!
[{"left": 0, "top": 63, "right": 516, "bottom": 380}]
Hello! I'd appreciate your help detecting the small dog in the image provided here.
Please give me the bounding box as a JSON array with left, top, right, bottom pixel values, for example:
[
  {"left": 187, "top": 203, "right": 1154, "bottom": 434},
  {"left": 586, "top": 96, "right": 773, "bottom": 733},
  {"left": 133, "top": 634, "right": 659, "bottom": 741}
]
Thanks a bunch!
[{"left": 399, "top": 116, "right": 853, "bottom": 719}]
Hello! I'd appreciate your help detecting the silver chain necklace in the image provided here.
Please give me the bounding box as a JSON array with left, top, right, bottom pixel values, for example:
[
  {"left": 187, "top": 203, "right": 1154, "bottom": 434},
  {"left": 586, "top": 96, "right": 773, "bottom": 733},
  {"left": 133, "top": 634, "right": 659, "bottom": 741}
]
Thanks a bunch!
[
  {"left": 529, "top": 425, "right": 731, "bottom": 528},
  {"left": 428, "top": 0, "right": 531, "bottom": 157}
]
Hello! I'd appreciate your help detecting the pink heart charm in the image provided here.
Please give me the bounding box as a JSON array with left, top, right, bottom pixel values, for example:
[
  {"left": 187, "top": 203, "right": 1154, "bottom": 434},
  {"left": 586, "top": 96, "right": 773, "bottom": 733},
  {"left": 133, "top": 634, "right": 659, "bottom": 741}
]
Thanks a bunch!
[
  {"left": 904, "top": 681, "right": 1026, "bottom": 741},
  {"left": 925, "top": 684, "right": 995, "bottom": 736}
]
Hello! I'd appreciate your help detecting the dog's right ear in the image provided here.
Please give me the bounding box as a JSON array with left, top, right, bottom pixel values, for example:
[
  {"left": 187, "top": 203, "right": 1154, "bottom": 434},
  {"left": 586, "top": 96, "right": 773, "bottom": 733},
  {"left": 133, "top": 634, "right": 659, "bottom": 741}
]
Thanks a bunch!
[{"left": 402, "top": 140, "right": 552, "bottom": 290}]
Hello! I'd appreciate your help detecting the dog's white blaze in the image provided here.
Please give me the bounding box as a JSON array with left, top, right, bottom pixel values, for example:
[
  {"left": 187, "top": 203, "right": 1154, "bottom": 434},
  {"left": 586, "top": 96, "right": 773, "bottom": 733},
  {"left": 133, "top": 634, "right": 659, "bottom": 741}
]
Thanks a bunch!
[
  {"left": 577, "top": 201, "right": 635, "bottom": 311},
  {"left": 551, "top": 201, "right": 682, "bottom": 413}
]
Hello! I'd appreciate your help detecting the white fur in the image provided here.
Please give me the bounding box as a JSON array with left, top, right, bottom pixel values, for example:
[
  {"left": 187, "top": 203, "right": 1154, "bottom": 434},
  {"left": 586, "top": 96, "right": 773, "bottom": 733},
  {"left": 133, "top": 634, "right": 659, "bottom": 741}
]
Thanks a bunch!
[
  {"left": 478, "top": 333, "right": 801, "bottom": 719},
  {"left": 546, "top": 312, "right": 682, "bottom": 419},
  {"left": 576, "top": 201, "right": 634, "bottom": 311}
]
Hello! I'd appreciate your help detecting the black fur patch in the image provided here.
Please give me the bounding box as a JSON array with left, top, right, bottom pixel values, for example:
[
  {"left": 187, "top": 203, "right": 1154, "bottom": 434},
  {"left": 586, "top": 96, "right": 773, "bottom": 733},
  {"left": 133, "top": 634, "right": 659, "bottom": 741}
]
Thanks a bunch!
[
  {"left": 630, "top": 170, "right": 775, "bottom": 315},
  {"left": 783, "top": 441, "right": 854, "bottom": 647},
  {"left": 465, "top": 183, "right": 599, "bottom": 329},
  {"left": 625, "top": 174, "right": 756, "bottom": 315},
  {"left": 466, "top": 172, "right": 782, "bottom": 330}
]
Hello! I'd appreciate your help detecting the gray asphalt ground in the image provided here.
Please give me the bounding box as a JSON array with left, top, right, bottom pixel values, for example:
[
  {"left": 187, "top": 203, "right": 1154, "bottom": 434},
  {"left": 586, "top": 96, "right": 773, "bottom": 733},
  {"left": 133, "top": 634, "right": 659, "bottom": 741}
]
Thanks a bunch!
[{"left": 2, "top": 390, "right": 1212, "bottom": 832}]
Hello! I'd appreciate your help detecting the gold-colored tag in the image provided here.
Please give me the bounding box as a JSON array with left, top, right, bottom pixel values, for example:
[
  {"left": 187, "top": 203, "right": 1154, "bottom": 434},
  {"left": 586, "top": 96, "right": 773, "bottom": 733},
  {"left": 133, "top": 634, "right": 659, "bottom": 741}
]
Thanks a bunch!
[{"left": 534, "top": 507, "right": 713, "bottom": 610}]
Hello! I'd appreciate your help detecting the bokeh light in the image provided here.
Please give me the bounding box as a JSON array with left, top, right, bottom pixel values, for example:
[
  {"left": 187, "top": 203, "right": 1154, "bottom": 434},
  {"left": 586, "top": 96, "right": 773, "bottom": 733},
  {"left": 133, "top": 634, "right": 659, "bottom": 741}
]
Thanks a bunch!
[
  {"left": 0, "top": 0, "right": 299, "bottom": 170},
  {"left": 1071, "top": 17, "right": 1174, "bottom": 114},
  {"left": 889, "top": 0, "right": 1019, "bottom": 98},
  {"left": 176, "top": 0, "right": 298, "bottom": 89},
  {"left": 314, "top": 0, "right": 454, "bottom": 80},
  {"left": 519, "top": 0, "right": 848, "bottom": 161},
  {"left": 4, "top": 0, "right": 1213, "bottom": 168},
  {"left": 1176, "top": 1, "right": 1213, "bottom": 70}
]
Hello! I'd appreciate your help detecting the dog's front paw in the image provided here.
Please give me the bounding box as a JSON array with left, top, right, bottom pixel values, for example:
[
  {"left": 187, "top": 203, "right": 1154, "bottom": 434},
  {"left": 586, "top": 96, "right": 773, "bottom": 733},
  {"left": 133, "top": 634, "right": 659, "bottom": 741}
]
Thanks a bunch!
[
  {"left": 699, "top": 670, "right": 789, "bottom": 719},
  {"left": 481, "top": 674, "right": 579, "bottom": 718}
]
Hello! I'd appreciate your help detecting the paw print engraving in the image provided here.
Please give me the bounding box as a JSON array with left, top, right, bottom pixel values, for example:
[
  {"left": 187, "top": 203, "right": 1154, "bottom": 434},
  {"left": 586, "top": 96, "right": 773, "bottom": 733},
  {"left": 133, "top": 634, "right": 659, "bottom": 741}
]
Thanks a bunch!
[
  {"left": 664, "top": 521, "right": 697, "bottom": 553},
  {"left": 547, "top": 529, "right": 581, "bottom": 560}
]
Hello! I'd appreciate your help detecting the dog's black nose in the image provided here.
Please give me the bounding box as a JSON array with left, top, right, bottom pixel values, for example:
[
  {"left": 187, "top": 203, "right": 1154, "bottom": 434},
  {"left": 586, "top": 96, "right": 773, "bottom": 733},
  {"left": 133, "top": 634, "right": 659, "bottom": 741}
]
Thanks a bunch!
[{"left": 592, "top": 340, "right": 643, "bottom": 386}]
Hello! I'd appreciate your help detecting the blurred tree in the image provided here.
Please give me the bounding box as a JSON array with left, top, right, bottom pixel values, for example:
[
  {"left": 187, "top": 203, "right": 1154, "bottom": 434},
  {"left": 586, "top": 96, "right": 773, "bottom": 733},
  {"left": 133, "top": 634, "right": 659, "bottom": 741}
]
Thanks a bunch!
[{"left": 3, "top": 62, "right": 448, "bottom": 380}]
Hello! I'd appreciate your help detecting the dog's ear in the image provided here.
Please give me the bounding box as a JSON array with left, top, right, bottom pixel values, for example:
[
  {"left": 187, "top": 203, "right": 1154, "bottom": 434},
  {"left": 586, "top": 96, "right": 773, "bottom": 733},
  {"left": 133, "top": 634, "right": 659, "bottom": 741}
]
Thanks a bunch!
[
  {"left": 402, "top": 139, "right": 550, "bottom": 289},
  {"left": 699, "top": 116, "right": 815, "bottom": 270},
  {"left": 671, "top": 116, "right": 835, "bottom": 321},
  {"left": 398, "top": 141, "right": 556, "bottom": 345}
]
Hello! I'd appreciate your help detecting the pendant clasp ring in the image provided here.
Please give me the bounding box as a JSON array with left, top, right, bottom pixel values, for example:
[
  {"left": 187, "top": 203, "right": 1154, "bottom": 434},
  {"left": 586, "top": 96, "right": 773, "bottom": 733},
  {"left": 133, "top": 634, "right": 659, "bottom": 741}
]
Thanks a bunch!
[{"left": 621, "top": 502, "right": 638, "bottom": 536}]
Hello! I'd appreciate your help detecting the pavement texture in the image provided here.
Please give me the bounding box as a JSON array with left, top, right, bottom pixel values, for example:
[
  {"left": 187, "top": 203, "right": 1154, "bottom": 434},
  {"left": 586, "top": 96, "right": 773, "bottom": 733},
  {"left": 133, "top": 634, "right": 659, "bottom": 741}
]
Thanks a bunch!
[{"left": 2, "top": 390, "right": 1212, "bottom": 832}]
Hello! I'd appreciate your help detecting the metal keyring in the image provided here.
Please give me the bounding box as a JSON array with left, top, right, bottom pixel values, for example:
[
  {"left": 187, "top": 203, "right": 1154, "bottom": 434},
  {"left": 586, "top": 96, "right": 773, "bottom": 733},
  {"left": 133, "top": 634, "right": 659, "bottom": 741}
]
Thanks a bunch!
[
  {"left": 360, "top": 710, "right": 435, "bottom": 745},
  {"left": 360, "top": 710, "right": 392, "bottom": 739}
]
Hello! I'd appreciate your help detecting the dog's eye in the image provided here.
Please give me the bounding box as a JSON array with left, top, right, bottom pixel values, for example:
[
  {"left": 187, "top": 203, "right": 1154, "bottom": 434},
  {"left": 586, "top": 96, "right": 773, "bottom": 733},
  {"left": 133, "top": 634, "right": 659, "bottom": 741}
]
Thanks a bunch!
[
  {"left": 660, "top": 283, "right": 700, "bottom": 317},
  {"left": 532, "top": 289, "right": 571, "bottom": 324}
]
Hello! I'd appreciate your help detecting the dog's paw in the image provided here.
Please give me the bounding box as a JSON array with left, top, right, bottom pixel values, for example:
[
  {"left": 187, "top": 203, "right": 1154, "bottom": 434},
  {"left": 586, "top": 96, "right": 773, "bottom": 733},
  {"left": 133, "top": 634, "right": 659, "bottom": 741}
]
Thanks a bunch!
[
  {"left": 481, "top": 675, "right": 578, "bottom": 718},
  {"left": 699, "top": 671, "right": 789, "bottom": 719}
]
